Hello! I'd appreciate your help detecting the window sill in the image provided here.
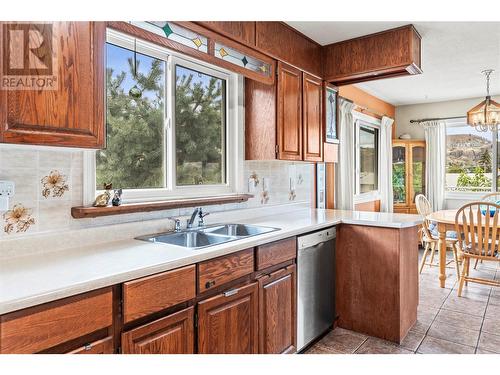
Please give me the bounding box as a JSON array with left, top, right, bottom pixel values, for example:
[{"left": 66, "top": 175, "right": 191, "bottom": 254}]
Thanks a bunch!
[
  {"left": 71, "top": 194, "right": 253, "bottom": 219},
  {"left": 445, "top": 191, "right": 490, "bottom": 201}
]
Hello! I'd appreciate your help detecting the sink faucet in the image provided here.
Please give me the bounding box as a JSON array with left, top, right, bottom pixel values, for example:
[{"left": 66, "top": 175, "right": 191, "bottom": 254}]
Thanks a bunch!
[
  {"left": 198, "top": 208, "right": 210, "bottom": 227},
  {"left": 186, "top": 208, "right": 201, "bottom": 229},
  {"left": 169, "top": 217, "right": 182, "bottom": 232}
]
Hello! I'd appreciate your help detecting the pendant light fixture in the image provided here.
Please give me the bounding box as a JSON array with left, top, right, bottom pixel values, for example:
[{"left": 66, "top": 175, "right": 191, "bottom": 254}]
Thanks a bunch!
[
  {"left": 129, "top": 39, "right": 142, "bottom": 99},
  {"left": 467, "top": 69, "right": 500, "bottom": 131}
]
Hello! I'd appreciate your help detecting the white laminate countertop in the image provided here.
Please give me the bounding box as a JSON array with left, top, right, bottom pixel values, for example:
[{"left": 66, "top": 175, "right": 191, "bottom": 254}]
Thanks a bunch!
[{"left": 0, "top": 209, "right": 421, "bottom": 315}]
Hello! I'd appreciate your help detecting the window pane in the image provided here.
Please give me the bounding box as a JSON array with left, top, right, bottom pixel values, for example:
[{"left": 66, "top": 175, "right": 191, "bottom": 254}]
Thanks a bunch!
[
  {"left": 412, "top": 146, "right": 425, "bottom": 202},
  {"left": 175, "top": 65, "right": 226, "bottom": 186},
  {"left": 445, "top": 123, "right": 493, "bottom": 193},
  {"left": 96, "top": 43, "right": 165, "bottom": 190},
  {"left": 392, "top": 146, "right": 406, "bottom": 203},
  {"left": 359, "top": 125, "right": 379, "bottom": 193}
]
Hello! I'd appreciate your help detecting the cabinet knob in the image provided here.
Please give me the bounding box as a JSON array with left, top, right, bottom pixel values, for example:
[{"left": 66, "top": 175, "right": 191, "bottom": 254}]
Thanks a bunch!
[{"left": 205, "top": 280, "right": 216, "bottom": 289}]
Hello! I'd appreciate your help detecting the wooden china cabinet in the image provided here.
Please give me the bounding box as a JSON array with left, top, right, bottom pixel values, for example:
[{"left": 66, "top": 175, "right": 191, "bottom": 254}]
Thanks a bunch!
[{"left": 392, "top": 139, "right": 426, "bottom": 214}]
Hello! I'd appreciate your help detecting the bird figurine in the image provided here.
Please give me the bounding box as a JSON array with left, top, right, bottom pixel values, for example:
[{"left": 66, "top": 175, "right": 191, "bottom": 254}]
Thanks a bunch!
[{"left": 112, "top": 188, "right": 123, "bottom": 206}]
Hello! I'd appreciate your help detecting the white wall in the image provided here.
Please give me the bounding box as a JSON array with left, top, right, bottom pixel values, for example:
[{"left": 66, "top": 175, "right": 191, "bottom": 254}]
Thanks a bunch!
[
  {"left": 395, "top": 95, "right": 500, "bottom": 139},
  {"left": 395, "top": 95, "right": 500, "bottom": 209}
]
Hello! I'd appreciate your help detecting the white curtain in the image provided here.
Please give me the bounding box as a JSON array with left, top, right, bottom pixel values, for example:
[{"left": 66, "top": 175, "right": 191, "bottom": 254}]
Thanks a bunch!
[
  {"left": 336, "top": 99, "right": 356, "bottom": 210},
  {"left": 380, "top": 116, "right": 394, "bottom": 212},
  {"left": 423, "top": 120, "right": 446, "bottom": 211}
]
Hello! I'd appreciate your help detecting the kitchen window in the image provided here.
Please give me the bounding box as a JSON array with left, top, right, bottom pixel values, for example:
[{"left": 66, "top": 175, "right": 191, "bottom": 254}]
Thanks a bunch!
[
  {"left": 354, "top": 117, "right": 380, "bottom": 198},
  {"left": 445, "top": 117, "right": 499, "bottom": 195},
  {"left": 85, "top": 29, "right": 241, "bottom": 204}
]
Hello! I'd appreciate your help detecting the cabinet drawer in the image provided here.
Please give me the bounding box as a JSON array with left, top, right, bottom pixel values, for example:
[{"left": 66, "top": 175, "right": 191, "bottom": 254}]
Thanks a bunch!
[
  {"left": 68, "top": 336, "right": 114, "bottom": 354},
  {"left": 198, "top": 249, "right": 254, "bottom": 293},
  {"left": 0, "top": 287, "right": 113, "bottom": 354},
  {"left": 123, "top": 265, "right": 196, "bottom": 323},
  {"left": 255, "top": 237, "right": 296, "bottom": 270}
]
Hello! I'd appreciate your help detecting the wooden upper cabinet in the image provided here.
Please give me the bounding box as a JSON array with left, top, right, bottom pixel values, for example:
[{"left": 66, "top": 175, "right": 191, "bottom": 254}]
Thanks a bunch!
[
  {"left": 302, "top": 73, "right": 323, "bottom": 162},
  {"left": 277, "top": 62, "right": 302, "bottom": 161},
  {"left": 197, "top": 282, "right": 259, "bottom": 354},
  {"left": 323, "top": 24, "right": 422, "bottom": 85},
  {"left": 258, "top": 265, "right": 296, "bottom": 354},
  {"left": 196, "top": 21, "right": 255, "bottom": 46},
  {"left": 255, "top": 22, "right": 322, "bottom": 77},
  {"left": 122, "top": 307, "right": 194, "bottom": 354},
  {"left": 0, "top": 22, "right": 105, "bottom": 148},
  {"left": 245, "top": 78, "right": 277, "bottom": 160}
]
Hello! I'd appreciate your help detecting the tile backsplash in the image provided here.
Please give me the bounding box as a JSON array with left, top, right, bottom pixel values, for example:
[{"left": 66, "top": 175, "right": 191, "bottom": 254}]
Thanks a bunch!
[{"left": 0, "top": 145, "right": 314, "bottom": 240}]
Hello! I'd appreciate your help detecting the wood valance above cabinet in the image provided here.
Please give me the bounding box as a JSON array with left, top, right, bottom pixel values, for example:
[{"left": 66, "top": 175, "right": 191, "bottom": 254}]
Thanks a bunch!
[{"left": 323, "top": 24, "right": 422, "bottom": 85}]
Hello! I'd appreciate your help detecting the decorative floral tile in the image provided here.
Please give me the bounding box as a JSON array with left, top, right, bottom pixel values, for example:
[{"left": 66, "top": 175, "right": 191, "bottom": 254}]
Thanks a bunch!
[
  {"left": 41, "top": 170, "right": 69, "bottom": 198},
  {"left": 3, "top": 203, "right": 35, "bottom": 234}
]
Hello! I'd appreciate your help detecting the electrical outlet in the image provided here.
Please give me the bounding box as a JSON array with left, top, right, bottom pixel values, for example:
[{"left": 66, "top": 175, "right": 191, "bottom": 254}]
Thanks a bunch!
[{"left": 0, "top": 181, "right": 15, "bottom": 196}]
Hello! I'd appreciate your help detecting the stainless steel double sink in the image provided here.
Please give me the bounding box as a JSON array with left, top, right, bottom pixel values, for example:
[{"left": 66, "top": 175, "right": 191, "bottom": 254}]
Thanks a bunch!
[{"left": 135, "top": 224, "right": 279, "bottom": 250}]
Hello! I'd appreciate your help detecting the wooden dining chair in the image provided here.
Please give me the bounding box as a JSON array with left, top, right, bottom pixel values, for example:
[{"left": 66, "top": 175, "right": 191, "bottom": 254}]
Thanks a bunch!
[
  {"left": 415, "top": 194, "right": 461, "bottom": 277},
  {"left": 455, "top": 202, "right": 500, "bottom": 296},
  {"left": 482, "top": 192, "right": 500, "bottom": 203},
  {"left": 474, "top": 193, "right": 500, "bottom": 269}
]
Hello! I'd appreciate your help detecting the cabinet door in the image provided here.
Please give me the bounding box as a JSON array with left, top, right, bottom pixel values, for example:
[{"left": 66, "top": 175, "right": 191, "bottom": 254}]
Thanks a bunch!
[
  {"left": 258, "top": 265, "right": 296, "bottom": 354},
  {"left": 302, "top": 73, "right": 323, "bottom": 161},
  {"left": 277, "top": 62, "right": 302, "bottom": 161},
  {"left": 0, "top": 22, "right": 105, "bottom": 148},
  {"left": 121, "top": 307, "right": 194, "bottom": 354},
  {"left": 197, "top": 282, "right": 258, "bottom": 354}
]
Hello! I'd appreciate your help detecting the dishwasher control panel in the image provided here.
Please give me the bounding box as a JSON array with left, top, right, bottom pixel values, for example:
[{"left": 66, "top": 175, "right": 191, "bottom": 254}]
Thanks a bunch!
[{"left": 297, "top": 226, "right": 336, "bottom": 250}]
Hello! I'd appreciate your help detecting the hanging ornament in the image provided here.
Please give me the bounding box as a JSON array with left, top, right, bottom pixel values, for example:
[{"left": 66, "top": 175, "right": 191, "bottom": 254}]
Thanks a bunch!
[{"left": 129, "top": 39, "right": 142, "bottom": 99}]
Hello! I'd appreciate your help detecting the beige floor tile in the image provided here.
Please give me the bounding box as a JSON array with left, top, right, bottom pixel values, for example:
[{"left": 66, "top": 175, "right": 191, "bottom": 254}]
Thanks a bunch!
[
  {"left": 399, "top": 329, "right": 426, "bottom": 351},
  {"left": 411, "top": 318, "right": 433, "bottom": 334},
  {"left": 477, "top": 332, "right": 500, "bottom": 353},
  {"left": 305, "top": 344, "right": 345, "bottom": 354},
  {"left": 485, "top": 303, "right": 500, "bottom": 319},
  {"left": 434, "top": 308, "right": 483, "bottom": 331},
  {"left": 452, "top": 287, "right": 491, "bottom": 301},
  {"left": 313, "top": 328, "right": 367, "bottom": 354},
  {"left": 475, "top": 348, "right": 498, "bottom": 354},
  {"left": 441, "top": 295, "right": 488, "bottom": 316},
  {"left": 417, "top": 336, "right": 475, "bottom": 354},
  {"left": 481, "top": 318, "right": 500, "bottom": 336},
  {"left": 488, "top": 295, "right": 500, "bottom": 306},
  {"left": 355, "top": 337, "right": 413, "bottom": 354},
  {"left": 427, "top": 320, "right": 480, "bottom": 347}
]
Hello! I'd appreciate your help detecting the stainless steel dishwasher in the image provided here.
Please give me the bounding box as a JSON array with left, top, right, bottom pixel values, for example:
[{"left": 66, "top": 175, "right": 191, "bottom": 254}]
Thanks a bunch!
[{"left": 297, "top": 226, "right": 336, "bottom": 351}]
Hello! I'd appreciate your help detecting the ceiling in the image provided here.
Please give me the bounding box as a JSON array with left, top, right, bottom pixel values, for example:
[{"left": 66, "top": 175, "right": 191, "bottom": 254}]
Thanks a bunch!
[{"left": 286, "top": 22, "right": 500, "bottom": 106}]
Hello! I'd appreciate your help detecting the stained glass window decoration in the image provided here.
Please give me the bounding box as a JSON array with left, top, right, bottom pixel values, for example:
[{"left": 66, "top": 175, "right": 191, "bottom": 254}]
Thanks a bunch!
[
  {"left": 214, "top": 42, "right": 271, "bottom": 77},
  {"left": 325, "top": 87, "right": 338, "bottom": 143},
  {"left": 131, "top": 21, "right": 208, "bottom": 53}
]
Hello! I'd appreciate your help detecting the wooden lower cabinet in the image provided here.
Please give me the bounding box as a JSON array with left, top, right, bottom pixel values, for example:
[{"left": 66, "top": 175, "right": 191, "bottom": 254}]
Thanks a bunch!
[
  {"left": 121, "top": 306, "right": 194, "bottom": 354},
  {"left": 258, "top": 265, "right": 296, "bottom": 354},
  {"left": 197, "top": 282, "right": 259, "bottom": 354}
]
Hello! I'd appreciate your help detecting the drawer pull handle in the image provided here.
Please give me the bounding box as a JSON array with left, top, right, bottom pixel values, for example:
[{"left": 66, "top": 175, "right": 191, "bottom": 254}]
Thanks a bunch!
[
  {"left": 205, "top": 280, "right": 216, "bottom": 289},
  {"left": 223, "top": 289, "right": 238, "bottom": 297},
  {"left": 84, "top": 344, "right": 92, "bottom": 351}
]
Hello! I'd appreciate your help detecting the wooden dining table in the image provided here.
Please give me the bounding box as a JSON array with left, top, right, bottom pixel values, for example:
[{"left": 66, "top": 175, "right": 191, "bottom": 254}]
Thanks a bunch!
[{"left": 426, "top": 209, "right": 459, "bottom": 288}]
